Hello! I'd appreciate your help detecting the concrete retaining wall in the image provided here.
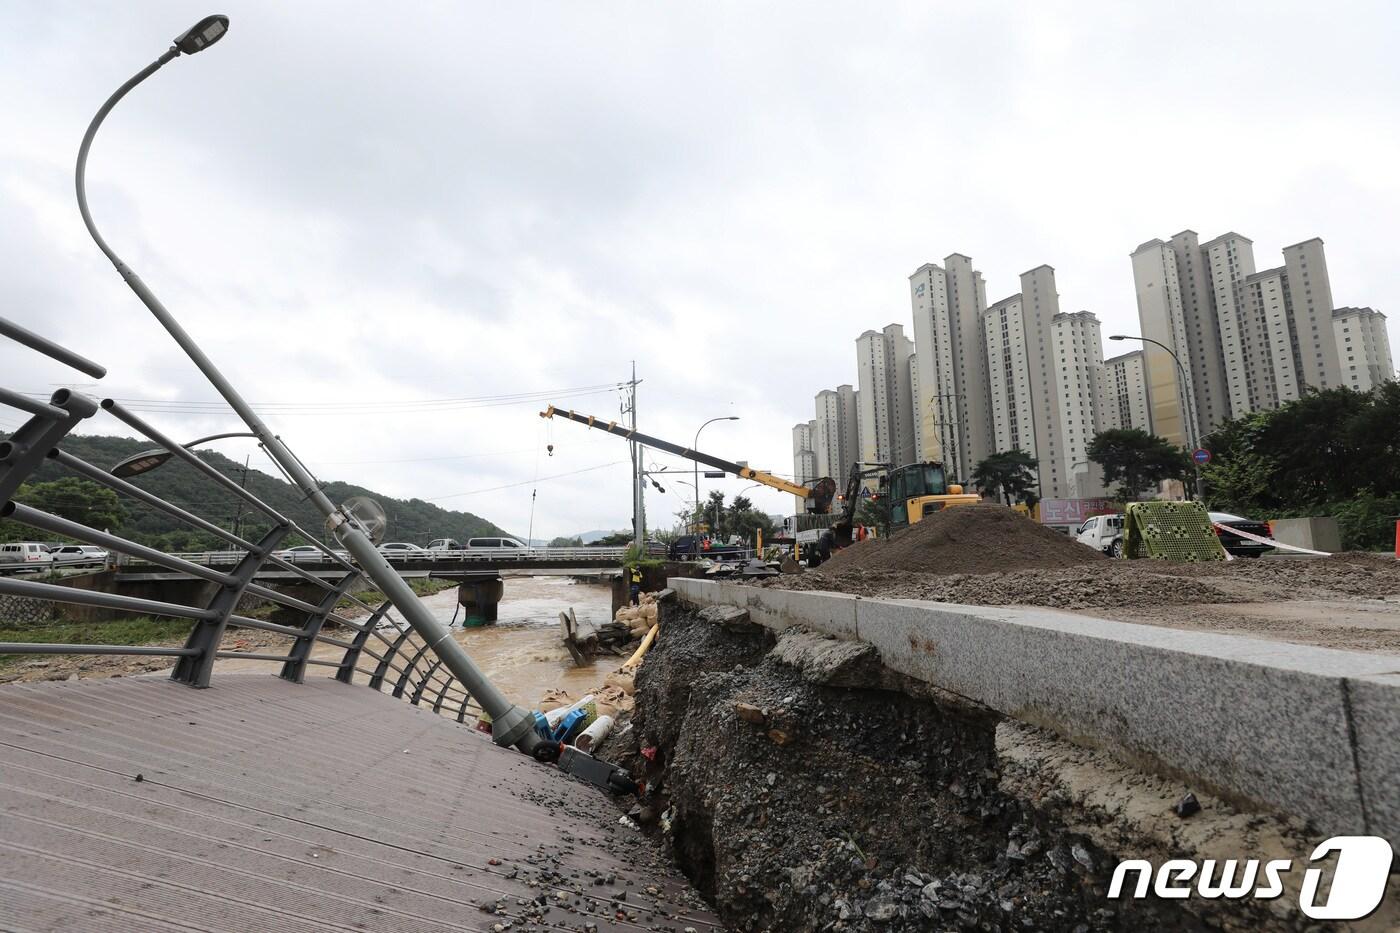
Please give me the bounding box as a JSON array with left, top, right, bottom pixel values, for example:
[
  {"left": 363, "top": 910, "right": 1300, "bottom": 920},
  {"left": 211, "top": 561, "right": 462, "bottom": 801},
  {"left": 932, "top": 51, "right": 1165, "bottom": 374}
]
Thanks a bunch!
[{"left": 669, "top": 577, "right": 1400, "bottom": 846}]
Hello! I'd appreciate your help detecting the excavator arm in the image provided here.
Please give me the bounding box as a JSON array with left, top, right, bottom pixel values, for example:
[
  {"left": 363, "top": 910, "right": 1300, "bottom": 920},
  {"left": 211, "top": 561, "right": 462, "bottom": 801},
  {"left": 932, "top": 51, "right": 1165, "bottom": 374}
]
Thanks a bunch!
[{"left": 540, "top": 405, "right": 838, "bottom": 512}]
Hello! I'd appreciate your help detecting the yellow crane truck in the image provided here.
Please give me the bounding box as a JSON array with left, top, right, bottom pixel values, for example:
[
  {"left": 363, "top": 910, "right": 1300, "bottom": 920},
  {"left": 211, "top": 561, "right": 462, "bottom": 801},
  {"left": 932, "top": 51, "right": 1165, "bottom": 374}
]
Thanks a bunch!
[{"left": 540, "top": 405, "right": 979, "bottom": 567}]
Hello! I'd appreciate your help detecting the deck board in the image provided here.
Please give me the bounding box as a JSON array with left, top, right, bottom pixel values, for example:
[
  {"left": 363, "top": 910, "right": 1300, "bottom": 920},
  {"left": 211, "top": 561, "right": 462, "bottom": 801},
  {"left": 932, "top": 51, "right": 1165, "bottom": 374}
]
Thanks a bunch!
[{"left": 0, "top": 675, "right": 716, "bottom": 932}]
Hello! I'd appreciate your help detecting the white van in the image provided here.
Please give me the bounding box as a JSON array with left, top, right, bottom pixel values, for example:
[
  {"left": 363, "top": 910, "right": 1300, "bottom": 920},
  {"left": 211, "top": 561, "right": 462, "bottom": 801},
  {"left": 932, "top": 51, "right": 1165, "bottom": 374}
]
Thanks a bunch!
[
  {"left": 466, "top": 537, "right": 528, "bottom": 555},
  {"left": 0, "top": 542, "right": 54, "bottom": 573}
]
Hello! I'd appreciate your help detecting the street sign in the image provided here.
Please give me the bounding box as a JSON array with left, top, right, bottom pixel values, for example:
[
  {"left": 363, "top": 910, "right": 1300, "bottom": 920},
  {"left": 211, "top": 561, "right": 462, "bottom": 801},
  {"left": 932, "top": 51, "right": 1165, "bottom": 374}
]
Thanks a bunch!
[
  {"left": 702, "top": 471, "right": 726, "bottom": 479},
  {"left": 1192, "top": 448, "right": 1212, "bottom": 465}
]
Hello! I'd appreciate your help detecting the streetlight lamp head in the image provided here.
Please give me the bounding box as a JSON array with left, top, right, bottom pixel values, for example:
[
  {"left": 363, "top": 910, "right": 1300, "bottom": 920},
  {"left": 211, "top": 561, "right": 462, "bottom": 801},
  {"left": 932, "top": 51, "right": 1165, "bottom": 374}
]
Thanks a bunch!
[
  {"left": 727, "top": 416, "right": 741, "bottom": 421},
  {"left": 1109, "top": 334, "right": 1126, "bottom": 341},
  {"left": 111, "top": 448, "right": 174, "bottom": 479},
  {"left": 174, "top": 15, "right": 230, "bottom": 55}
]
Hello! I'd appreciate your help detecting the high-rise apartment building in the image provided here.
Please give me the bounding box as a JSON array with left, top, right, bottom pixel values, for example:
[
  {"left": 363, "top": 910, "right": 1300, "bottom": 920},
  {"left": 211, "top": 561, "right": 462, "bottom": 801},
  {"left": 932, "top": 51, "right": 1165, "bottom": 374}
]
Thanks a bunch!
[
  {"left": 813, "top": 385, "right": 860, "bottom": 481},
  {"left": 983, "top": 295, "right": 1036, "bottom": 457},
  {"left": 1050, "top": 311, "right": 1105, "bottom": 498},
  {"left": 791, "top": 421, "right": 817, "bottom": 512},
  {"left": 856, "top": 324, "right": 916, "bottom": 469},
  {"left": 1020, "top": 266, "right": 1069, "bottom": 498},
  {"left": 1134, "top": 230, "right": 1387, "bottom": 441},
  {"left": 1102, "top": 350, "right": 1152, "bottom": 433},
  {"left": 945, "top": 254, "right": 994, "bottom": 479},
  {"left": 908, "top": 264, "right": 957, "bottom": 467},
  {"left": 1333, "top": 307, "right": 1394, "bottom": 391},
  {"left": 1201, "top": 232, "right": 1259, "bottom": 418},
  {"left": 907, "top": 254, "right": 994, "bottom": 483},
  {"left": 1129, "top": 240, "right": 1196, "bottom": 446}
]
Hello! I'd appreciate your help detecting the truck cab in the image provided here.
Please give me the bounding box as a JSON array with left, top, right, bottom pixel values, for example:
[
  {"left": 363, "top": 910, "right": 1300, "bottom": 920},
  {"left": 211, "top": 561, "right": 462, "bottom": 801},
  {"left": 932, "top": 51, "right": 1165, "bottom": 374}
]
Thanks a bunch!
[{"left": 1075, "top": 513, "right": 1124, "bottom": 557}]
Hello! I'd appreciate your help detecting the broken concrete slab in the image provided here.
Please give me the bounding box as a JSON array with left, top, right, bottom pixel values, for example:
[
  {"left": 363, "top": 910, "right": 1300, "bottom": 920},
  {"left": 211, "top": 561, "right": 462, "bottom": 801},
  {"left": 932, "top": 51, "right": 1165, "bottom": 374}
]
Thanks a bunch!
[
  {"left": 696, "top": 604, "right": 759, "bottom": 632},
  {"left": 770, "top": 627, "right": 882, "bottom": 688},
  {"left": 670, "top": 578, "right": 858, "bottom": 639}
]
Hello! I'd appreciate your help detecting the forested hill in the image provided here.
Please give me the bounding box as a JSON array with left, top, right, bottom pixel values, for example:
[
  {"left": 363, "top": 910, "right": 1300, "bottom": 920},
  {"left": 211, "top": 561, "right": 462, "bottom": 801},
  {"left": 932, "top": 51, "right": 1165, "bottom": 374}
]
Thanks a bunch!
[{"left": 1, "top": 433, "right": 509, "bottom": 550}]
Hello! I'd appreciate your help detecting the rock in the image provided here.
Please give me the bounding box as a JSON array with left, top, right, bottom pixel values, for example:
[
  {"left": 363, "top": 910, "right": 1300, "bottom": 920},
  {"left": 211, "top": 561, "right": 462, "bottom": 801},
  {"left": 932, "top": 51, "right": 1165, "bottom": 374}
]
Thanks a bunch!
[
  {"left": 779, "top": 555, "right": 802, "bottom": 574},
  {"left": 863, "top": 895, "right": 902, "bottom": 922},
  {"left": 766, "top": 729, "right": 792, "bottom": 746},
  {"left": 734, "top": 702, "right": 767, "bottom": 725},
  {"left": 1173, "top": 792, "right": 1201, "bottom": 818},
  {"left": 1070, "top": 844, "right": 1093, "bottom": 871}
]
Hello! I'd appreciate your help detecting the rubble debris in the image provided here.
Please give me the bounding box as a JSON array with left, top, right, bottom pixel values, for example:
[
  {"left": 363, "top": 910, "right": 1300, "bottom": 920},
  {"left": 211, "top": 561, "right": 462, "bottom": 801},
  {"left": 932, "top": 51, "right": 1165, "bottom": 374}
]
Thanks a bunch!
[{"left": 1174, "top": 792, "right": 1202, "bottom": 818}]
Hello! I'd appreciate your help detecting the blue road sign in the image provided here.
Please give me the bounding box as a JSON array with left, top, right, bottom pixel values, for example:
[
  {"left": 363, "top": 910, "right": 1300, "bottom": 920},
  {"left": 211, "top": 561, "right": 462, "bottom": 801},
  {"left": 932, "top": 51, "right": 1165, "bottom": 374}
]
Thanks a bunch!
[{"left": 1192, "top": 448, "right": 1212, "bottom": 465}]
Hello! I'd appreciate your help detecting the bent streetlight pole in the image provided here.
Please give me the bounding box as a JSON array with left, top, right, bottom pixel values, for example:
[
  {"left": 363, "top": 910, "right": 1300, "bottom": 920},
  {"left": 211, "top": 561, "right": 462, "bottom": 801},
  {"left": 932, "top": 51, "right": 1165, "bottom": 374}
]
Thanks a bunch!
[
  {"left": 1109, "top": 334, "right": 1205, "bottom": 501},
  {"left": 75, "top": 16, "right": 540, "bottom": 754},
  {"left": 693, "top": 416, "right": 739, "bottom": 537}
]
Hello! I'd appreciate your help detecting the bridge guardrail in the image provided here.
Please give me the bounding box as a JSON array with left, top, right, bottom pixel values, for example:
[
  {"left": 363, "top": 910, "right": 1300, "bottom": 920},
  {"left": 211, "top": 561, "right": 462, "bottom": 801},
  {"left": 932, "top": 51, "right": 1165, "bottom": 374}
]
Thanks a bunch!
[{"left": 0, "top": 317, "right": 483, "bottom": 724}]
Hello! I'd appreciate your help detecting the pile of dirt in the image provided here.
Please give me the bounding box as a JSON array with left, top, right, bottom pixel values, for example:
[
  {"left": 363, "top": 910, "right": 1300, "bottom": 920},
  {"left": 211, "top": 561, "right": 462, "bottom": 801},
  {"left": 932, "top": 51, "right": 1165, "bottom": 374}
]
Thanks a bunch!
[{"left": 822, "top": 503, "right": 1107, "bottom": 575}]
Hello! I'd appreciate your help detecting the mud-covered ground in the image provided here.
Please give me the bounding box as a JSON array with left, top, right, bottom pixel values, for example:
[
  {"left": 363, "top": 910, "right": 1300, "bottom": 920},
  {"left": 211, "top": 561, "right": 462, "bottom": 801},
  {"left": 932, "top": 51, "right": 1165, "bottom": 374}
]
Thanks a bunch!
[
  {"left": 598, "top": 609, "right": 1231, "bottom": 932},
  {"left": 769, "top": 551, "right": 1400, "bottom": 652}
]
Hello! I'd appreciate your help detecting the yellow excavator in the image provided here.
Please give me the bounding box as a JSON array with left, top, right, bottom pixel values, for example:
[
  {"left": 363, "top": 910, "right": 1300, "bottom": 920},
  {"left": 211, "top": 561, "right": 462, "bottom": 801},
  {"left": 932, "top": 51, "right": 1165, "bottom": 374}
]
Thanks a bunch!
[{"left": 539, "top": 405, "right": 979, "bottom": 567}]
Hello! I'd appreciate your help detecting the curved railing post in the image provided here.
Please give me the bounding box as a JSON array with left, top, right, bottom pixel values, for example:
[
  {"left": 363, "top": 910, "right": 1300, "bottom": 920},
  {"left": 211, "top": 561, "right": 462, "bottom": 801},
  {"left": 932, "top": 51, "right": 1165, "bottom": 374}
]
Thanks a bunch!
[
  {"left": 171, "top": 523, "right": 289, "bottom": 687},
  {"left": 335, "top": 600, "right": 393, "bottom": 684},
  {"left": 280, "top": 571, "right": 358, "bottom": 684},
  {"left": 368, "top": 625, "right": 414, "bottom": 690}
]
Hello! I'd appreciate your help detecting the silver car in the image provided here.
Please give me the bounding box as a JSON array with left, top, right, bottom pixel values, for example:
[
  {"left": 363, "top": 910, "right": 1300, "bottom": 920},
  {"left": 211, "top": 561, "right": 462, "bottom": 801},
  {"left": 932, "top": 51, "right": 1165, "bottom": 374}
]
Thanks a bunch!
[{"left": 48, "top": 545, "right": 110, "bottom": 569}]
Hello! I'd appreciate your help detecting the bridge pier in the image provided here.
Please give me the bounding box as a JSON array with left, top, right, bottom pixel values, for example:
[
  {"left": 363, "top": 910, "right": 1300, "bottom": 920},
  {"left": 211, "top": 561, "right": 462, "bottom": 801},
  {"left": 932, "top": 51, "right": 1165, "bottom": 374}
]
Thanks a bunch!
[{"left": 457, "top": 574, "right": 504, "bottom": 626}]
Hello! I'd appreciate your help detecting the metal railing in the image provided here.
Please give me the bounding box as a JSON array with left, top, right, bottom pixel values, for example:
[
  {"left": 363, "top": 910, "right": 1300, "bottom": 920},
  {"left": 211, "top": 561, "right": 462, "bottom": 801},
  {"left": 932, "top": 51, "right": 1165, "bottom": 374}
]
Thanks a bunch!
[{"left": 0, "top": 317, "right": 482, "bottom": 724}]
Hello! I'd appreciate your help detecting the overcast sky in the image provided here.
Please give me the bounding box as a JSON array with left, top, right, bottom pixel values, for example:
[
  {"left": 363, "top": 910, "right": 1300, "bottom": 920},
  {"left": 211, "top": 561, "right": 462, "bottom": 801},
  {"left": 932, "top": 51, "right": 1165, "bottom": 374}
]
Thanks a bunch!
[{"left": 3, "top": 2, "right": 1397, "bottom": 540}]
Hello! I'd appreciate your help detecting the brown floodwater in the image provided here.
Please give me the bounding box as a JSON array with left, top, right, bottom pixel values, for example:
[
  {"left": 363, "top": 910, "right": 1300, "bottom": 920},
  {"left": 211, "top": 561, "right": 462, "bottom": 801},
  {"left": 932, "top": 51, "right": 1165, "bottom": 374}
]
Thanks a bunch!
[{"left": 422, "top": 575, "right": 613, "bottom": 708}]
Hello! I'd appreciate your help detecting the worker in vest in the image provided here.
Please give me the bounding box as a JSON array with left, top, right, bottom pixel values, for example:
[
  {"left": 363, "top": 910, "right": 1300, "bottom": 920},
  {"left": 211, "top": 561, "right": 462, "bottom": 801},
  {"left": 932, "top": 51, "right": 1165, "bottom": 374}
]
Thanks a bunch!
[{"left": 629, "top": 565, "right": 643, "bottom": 606}]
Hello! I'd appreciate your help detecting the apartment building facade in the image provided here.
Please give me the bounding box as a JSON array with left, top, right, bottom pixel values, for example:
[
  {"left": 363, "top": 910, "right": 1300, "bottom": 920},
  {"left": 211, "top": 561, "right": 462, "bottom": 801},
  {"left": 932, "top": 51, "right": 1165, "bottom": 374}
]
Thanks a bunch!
[
  {"left": 1333, "top": 307, "right": 1394, "bottom": 391},
  {"left": 1102, "top": 349, "right": 1152, "bottom": 433},
  {"left": 813, "top": 385, "right": 860, "bottom": 482},
  {"left": 855, "top": 324, "right": 916, "bottom": 470}
]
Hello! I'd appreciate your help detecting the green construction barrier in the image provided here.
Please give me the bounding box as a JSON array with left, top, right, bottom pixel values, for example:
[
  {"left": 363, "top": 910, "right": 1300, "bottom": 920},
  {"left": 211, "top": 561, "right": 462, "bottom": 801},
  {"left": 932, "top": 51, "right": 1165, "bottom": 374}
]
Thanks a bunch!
[{"left": 1123, "top": 500, "right": 1226, "bottom": 561}]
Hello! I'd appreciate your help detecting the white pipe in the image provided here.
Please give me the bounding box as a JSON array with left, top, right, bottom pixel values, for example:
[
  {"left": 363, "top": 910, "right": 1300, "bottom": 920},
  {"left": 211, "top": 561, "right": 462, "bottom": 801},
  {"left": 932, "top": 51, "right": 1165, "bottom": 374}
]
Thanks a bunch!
[{"left": 574, "top": 715, "right": 614, "bottom": 752}]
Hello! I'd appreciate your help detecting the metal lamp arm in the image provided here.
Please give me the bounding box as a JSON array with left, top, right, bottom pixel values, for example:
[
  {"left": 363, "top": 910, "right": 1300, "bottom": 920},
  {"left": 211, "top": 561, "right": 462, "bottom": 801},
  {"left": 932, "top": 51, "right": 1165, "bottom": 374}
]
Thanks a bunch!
[{"left": 76, "top": 48, "right": 180, "bottom": 273}]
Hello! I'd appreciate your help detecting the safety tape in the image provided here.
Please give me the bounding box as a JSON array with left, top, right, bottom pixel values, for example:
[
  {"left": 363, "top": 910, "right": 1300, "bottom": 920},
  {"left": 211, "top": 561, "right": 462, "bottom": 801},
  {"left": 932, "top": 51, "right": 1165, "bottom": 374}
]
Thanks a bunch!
[{"left": 1212, "top": 522, "right": 1332, "bottom": 556}]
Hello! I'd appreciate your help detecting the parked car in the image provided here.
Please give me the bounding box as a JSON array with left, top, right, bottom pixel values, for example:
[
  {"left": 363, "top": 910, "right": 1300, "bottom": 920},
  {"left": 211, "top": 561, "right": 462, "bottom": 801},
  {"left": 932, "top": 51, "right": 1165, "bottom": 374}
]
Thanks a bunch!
[
  {"left": 1074, "top": 514, "right": 1125, "bottom": 558},
  {"left": 1209, "top": 512, "right": 1275, "bottom": 558},
  {"left": 275, "top": 545, "right": 326, "bottom": 564},
  {"left": 668, "top": 535, "right": 749, "bottom": 561},
  {"left": 0, "top": 542, "right": 54, "bottom": 573},
  {"left": 48, "top": 545, "right": 110, "bottom": 569},
  {"left": 426, "top": 538, "right": 463, "bottom": 552},
  {"left": 378, "top": 542, "right": 428, "bottom": 561},
  {"left": 473, "top": 535, "right": 532, "bottom": 554}
]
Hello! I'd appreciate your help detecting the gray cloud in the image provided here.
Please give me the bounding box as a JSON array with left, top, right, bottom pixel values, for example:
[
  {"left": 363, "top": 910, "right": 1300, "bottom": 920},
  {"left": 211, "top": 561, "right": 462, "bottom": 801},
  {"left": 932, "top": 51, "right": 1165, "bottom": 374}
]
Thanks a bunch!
[{"left": 3, "top": 1, "right": 1397, "bottom": 537}]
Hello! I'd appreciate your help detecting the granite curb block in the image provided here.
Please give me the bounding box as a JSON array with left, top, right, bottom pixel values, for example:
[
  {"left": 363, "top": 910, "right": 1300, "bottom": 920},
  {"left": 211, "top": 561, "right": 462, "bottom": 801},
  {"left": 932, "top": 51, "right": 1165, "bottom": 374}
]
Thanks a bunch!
[
  {"left": 1348, "top": 671, "right": 1400, "bottom": 846},
  {"left": 668, "top": 577, "right": 1400, "bottom": 845},
  {"left": 669, "top": 577, "right": 858, "bottom": 639}
]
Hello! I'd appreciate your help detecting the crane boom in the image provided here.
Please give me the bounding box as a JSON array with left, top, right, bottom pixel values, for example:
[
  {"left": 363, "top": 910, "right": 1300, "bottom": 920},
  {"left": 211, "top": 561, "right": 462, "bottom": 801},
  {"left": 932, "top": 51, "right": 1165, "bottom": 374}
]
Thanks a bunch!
[{"left": 539, "top": 405, "right": 837, "bottom": 511}]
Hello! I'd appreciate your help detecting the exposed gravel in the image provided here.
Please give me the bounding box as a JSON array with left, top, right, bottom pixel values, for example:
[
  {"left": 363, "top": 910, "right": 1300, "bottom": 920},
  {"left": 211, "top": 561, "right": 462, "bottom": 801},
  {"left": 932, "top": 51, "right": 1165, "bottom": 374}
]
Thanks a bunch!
[{"left": 612, "top": 612, "right": 1200, "bottom": 932}]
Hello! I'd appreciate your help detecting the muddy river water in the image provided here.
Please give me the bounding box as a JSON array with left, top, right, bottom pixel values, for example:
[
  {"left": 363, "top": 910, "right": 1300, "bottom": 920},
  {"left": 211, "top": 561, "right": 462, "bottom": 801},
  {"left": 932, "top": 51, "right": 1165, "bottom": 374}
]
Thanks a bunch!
[{"left": 422, "top": 575, "right": 614, "bottom": 708}]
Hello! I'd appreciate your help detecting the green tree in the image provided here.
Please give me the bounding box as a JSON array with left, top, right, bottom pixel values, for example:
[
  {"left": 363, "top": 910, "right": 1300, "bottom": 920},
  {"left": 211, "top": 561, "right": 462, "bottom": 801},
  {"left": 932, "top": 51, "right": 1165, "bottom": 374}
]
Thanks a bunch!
[
  {"left": 856, "top": 494, "right": 888, "bottom": 534},
  {"left": 1199, "top": 384, "right": 1400, "bottom": 549},
  {"left": 1087, "top": 429, "right": 1190, "bottom": 501},
  {"left": 971, "top": 449, "right": 1039, "bottom": 505},
  {"left": 547, "top": 535, "right": 584, "bottom": 547},
  {"left": 13, "top": 478, "right": 125, "bottom": 531}
]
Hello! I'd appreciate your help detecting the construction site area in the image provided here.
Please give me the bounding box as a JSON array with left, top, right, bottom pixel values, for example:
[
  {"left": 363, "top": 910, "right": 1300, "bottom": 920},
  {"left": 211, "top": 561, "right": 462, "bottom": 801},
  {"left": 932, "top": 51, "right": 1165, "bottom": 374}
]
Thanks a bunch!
[{"left": 581, "top": 503, "right": 1400, "bottom": 931}]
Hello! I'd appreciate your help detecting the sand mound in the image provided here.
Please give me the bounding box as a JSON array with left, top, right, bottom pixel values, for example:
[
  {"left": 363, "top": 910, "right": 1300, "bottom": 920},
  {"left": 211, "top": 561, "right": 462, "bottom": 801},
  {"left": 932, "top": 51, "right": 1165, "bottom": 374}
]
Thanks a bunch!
[{"left": 822, "top": 502, "right": 1106, "bottom": 575}]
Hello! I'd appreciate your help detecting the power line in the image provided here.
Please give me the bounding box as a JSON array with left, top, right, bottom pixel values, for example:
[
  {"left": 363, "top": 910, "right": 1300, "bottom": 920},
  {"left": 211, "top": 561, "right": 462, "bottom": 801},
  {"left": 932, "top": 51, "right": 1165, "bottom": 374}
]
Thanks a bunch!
[
  {"left": 11, "top": 382, "right": 623, "bottom": 416},
  {"left": 424, "top": 461, "right": 626, "bottom": 501}
]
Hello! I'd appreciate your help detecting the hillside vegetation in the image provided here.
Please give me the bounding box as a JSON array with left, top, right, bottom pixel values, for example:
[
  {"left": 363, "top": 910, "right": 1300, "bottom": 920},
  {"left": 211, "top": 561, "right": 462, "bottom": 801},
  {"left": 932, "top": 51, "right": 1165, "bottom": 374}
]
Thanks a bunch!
[{"left": 1, "top": 433, "right": 508, "bottom": 550}]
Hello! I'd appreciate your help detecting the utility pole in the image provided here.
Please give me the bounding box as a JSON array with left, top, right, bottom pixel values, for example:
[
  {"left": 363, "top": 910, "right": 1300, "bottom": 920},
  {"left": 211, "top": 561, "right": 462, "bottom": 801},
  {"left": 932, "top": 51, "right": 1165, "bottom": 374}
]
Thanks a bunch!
[{"left": 625, "top": 363, "right": 644, "bottom": 551}]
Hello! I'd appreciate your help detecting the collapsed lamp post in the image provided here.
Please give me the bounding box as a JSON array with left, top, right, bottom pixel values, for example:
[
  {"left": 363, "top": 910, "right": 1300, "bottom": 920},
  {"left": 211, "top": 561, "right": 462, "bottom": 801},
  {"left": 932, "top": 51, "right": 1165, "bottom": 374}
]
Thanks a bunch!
[
  {"left": 110, "top": 430, "right": 257, "bottom": 479},
  {"left": 1109, "top": 334, "right": 1206, "bottom": 500},
  {"left": 74, "top": 16, "right": 553, "bottom": 761}
]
